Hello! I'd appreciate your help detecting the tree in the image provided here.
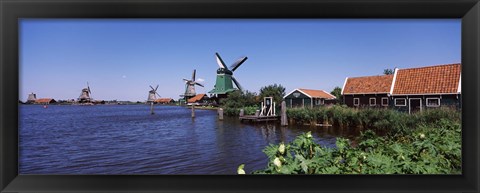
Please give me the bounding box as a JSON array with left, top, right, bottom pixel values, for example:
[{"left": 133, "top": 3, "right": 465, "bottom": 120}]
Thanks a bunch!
[
  {"left": 330, "top": 86, "right": 343, "bottom": 104},
  {"left": 258, "top": 84, "right": 286, "bottom": 106},
  {"left": 221, "top": 90, "right": 257, "bottom": 109},
  {"left": 384, "top": 69, "right": 394, "bottom": 75}
]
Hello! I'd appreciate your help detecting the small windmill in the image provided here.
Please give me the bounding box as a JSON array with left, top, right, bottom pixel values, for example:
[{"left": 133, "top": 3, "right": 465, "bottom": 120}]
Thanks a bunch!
[
  {"left": 147, "top": 85, "right": 161, "bottom": 114},
  {"left": 183, "top": 69, "right": 204, "bottom": 100},
  {"left": 26, "top": 92, "right": 37, "bottom": 104},
  {"left": 78, "top": 82, "right": 92, "bottom": 103},
  {"left": 208, "top": 52, "right": 248, "bottom": 97}
]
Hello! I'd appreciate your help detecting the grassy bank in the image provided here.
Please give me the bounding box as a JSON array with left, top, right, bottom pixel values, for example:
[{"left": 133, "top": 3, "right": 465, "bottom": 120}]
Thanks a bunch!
[{"left": 287, "top": 105, "right": 460, "bottom": 134}]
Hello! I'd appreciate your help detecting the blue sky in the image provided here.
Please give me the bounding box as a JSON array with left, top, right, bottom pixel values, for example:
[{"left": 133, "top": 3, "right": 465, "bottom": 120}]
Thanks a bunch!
[{"left": 20, "top": 19, "right": 460, "bottom": 102}]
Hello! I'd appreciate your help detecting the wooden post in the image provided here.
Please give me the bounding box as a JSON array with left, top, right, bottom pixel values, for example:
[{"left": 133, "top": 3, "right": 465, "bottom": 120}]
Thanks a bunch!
[
  {"left": 191, "top": 104, "right": 195, "bottom": 118},
  {"left": 218, "top": 108, "right": 224, "bottom": 120},
  {"left": 239, "top": 109, "right": 244, "bottom": 117},
  {"left": 281, "top": 101, "right": 288, "bottom": 126},
  {"left": 150, "top": 102, "right": 155, "bottom": 115}
]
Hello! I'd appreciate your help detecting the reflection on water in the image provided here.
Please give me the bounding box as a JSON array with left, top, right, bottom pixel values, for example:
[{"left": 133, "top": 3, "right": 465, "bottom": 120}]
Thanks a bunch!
[{"left": 19, "top": 105, "right": 362, "bottom": 174}]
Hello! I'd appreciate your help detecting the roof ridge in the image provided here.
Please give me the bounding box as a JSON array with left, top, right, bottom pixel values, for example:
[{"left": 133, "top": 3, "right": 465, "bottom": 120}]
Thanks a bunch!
[
  {"left": 347, "top": 74, "right": 393, "bottom": 79},
  {"left": 398, "top": 63, "right": 461, "bottom": 71}
]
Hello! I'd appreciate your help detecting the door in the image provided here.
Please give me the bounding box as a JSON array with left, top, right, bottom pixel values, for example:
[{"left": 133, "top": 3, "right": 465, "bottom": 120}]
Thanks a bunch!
[{"left": 409, "top": 98, "right": 422, "bottom": 114}]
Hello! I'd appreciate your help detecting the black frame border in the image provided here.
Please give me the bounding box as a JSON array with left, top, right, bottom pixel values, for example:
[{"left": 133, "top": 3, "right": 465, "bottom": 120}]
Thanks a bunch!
[{"left": 1, "top": 0, "right": 479, "bottom": 192}]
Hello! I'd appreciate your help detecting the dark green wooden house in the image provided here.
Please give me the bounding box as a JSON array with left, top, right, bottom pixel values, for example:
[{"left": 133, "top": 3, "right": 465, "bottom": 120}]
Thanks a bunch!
[{"left": 284, "top": 88, "right": 336, "bottom": 108}]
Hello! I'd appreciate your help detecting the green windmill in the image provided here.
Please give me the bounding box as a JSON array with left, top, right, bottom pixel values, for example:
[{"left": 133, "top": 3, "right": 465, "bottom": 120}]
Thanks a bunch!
[{"left": 208, "top": 52, "right": 248, "bottom": 97}]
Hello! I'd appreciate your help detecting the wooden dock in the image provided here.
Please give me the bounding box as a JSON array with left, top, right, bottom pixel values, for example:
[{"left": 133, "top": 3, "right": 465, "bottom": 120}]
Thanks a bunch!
[{"left": 239, "top": 115, "right": 280, "bottom": 122}]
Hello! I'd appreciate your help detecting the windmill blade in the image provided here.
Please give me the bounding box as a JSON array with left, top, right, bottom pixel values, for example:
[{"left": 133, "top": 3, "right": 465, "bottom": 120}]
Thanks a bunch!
[
  {"left": 230, "top": 56, "right": 248, "bottom": 72},
  {"left": 215, "top": 52, "right": 228, "bottom": 69},
  {"left": 87, "top": 82, "right": 92, "bottom": 94},
  {"left": 155, "top": 92, "right": 161, "bottom": 98},
  {"left": 195, "top": 82, "right": 204, "bottom": 87},
  {"left": 231, "top": 76, "right": 243, "bottom": 91},
  {"left": 183, "top": 78, "right": 190, "bottom": 83},
  {"left": 192, "top": 69, "right": 196, "bottom": 81},
  {"left": 150, "top": 85, "right": 155, "bottom": 91},
  {"left": 155, "top": 85, "right": 159, "bottom": 91}
]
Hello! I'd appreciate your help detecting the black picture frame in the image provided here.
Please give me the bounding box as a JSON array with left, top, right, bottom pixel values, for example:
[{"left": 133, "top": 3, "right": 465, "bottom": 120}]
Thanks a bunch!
[{"left": 1, "top": 0, "right": 479, "bottom": 192}]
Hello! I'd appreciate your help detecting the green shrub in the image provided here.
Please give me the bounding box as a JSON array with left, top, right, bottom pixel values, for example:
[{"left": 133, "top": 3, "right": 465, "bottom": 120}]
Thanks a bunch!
[{"left": 245, "top": 117, "right": 461, "bottom": 174}]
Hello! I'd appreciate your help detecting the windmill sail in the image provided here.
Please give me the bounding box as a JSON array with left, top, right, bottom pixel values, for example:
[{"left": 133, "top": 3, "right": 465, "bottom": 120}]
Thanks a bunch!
[
  {"left": 215, "top": 53, "right": 227, "bottom": 69},
  {"left": 231, "top": 76, "right": 243, "bottom": 91},
  {"left": 183, "top": 69, "right": 203, "bottom": 98},
  {"left": 78, "top": 82, "right": 92, "bottom": 103},
  {"left": 209, "top": 52, "right": 248, "bottom": 95},
  {"left": 147, "top": 85, "right": 160, "bottom": 102},
  {"left": 230, "top": 57, "right": 248, "bottom": 72}
]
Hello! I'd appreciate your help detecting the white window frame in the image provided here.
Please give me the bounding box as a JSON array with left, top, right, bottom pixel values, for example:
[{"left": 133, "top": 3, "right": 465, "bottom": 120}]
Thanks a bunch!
[
  {"left": 369, "top": 98, "right": 376, "bottom": 106},
  {"left": 394, "top": 98, "right": 407, "bottom": 106},
  {"left": 426, "top": 98, "right": 441, "bottom": 107},
  {"left": 353, "top": 98, "right": 360, "bottom": 106},
  {"left": 381, "top": 97, "right": 389, "bottom": 106}
]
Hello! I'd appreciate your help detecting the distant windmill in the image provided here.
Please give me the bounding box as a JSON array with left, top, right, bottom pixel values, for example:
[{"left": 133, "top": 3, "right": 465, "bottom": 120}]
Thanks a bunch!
[
  {"left": 208, "top": 52, "right": 248, "bottom": 97},
  {"left": 147, "top": 85, "right": 161, "bottom": 102},
  {"left": 183, "top": 69, "right": 204, "bottom": 100},
  {"left": 26, "top": 92, "right": 37, "bottom": 104},
  {"left": 78, "top": 82, "right": 92, "bottom": 103},
  {"left": 147, "top": 85, "right": 161, "bottom": 114}
]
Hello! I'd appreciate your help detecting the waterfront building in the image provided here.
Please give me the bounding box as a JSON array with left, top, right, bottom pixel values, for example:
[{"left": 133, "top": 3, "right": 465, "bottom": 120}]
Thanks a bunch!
[
  {"left": 187, "top": 94, "right": 209, "bottom": 105},
  {"left": 34, "top": 98, "right": 56, "bottom": 104},
  {"left": 342, "top": 75, "right": 394, "bottom": 108},
  {"left": 284, "top": 88, "right": 336, "bottom": 108},
  {"left": 341, "top": 63, "right": 461, "bottom": 114},
  {"left": 390, "top": 63, "right": 461, "bottom": 114},
  {"left": 155, "top": 98, "right": 175, "bottom": 104}
]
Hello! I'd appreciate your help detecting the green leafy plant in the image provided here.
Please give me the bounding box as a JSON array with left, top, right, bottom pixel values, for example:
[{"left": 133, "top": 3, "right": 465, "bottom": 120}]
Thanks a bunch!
[{"left": 243, "top": 116, "right": 461, "bottom": 174}]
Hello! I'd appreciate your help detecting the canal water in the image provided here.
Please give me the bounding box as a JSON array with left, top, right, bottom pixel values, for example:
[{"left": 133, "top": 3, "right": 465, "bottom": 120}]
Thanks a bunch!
[{"left": 19, "top": 105, "right": 361, "bottom": 174}]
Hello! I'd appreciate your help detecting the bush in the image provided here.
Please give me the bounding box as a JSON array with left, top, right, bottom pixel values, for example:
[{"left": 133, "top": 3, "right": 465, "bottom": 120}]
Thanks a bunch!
[
  {"left": 286, "top": 105, "right": 460, "bottom": 134},
  {"left": 246, "top": 117, "right": 461, "bottom": 174}
]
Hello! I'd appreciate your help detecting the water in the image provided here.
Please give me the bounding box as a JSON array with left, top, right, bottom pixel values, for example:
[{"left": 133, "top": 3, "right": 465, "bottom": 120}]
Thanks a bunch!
[{"left": 19, "top": 105, "right": 361, "bottom": 174}]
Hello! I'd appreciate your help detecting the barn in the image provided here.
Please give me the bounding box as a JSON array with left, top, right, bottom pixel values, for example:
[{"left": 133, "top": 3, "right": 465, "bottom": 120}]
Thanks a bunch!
[
  {"left": 390, "top": 63, "right": 461, "bottom": 113},
  {"left": 284, "top": 88, "right": 336, "bottom": 108},
  {"left": 341, "top": 63, "right": 461, "bottom": 114},
  {"left": 342, "top": 75, "right": 394, "bottom": 108}
]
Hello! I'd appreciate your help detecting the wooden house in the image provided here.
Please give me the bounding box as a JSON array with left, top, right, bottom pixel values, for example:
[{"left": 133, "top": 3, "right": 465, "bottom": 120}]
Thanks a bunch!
[
  {"left": 341, "top": 63, "right": 461, "bottom": 114},
  {"left": 284, "top": 88, "right": 336, "bottom": 108},
  {"left": 342, "top": 75, "right": 394, "bottom": 108},
  {"left": 390, "top": 63, "right": 461, "bottom": 114},
  {"left": 34, "top": 98, "right": 56, "bottom": 104}
]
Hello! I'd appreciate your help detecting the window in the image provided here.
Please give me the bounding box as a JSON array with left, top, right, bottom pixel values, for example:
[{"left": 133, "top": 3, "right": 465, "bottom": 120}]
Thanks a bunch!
[
  {"left": 369, "top": 98, "right": 376, "bottom": 106},
  {"left": 395, "top": 98, "right": 407, "bottom": 106},
  {"left": 381, "top": 97, "right": 389, "bottom": 106},
  {"left": 426, "top": 98, "right": 440, "bottom": 107},
  {"left": 316, "top": 99, "right": 324, "bottom": 105},
  {"left": 353, "top": 98, "right": 360, "bottom": 106}
]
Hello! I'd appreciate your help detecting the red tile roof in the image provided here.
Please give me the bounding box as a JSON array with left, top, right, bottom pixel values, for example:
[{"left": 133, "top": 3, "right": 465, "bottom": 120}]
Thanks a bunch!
[
  {"left": 298, "top": 89, "right": 336, "bottom": 99},
  {"left": 188, "top": 94, "right": 207, "bottom": 103},
  {"left": 155, "top": 98, "right": 174, "bottom": 103},
  {"left": 35, "top": 98, "right": 55, "bottom": 103},
  {"left": 392, "top": 63, "right": 461, "bottom": 95},
  {"left": 343, "top": 75, "right": 393, "bottom": 94}
]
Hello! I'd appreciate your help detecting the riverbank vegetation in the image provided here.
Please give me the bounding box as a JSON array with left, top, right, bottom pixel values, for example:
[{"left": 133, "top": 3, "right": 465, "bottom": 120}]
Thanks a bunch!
[
  {"left": 287, "top": 105, "right": 460, "bottom": 134},
  {"left": 221, "top": 84, "right": 286, "bottom": 116},
  {"left": 238, "top": 107, "right": 461, "bottom": 174}
]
